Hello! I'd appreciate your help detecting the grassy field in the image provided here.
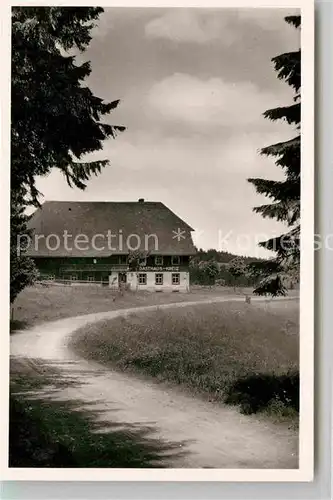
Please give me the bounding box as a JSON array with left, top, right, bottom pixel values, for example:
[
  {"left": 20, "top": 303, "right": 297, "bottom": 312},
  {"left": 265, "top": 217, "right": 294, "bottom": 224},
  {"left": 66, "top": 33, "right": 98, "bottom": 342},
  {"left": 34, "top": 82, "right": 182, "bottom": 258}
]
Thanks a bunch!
[
  {"left": 10, "top": 284, "right": 299, "bottom": 435},
  {"left": 11, "top": 283, "right": 255, "bottom": 330},
  {"left": 70, "top": 299, "right": 299, "bottom": 419},
  {"left": 9, "top": 287, "right": 299, "bottom": 466}
]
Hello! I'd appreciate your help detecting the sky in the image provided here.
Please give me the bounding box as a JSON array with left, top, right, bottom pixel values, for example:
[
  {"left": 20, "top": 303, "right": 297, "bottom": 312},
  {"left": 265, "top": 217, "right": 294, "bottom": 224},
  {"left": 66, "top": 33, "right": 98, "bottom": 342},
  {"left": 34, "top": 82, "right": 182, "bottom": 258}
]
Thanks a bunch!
[{"left": 35, "top": 7, "right": 300, "bottom": 257}]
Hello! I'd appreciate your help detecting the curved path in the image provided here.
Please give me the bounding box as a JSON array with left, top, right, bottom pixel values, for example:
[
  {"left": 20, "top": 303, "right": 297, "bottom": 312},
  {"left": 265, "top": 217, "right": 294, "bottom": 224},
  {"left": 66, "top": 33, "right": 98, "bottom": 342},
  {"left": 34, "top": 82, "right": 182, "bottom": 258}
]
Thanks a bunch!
[{"left": 11, "top": 296, "right": 298, "bottom": 469}]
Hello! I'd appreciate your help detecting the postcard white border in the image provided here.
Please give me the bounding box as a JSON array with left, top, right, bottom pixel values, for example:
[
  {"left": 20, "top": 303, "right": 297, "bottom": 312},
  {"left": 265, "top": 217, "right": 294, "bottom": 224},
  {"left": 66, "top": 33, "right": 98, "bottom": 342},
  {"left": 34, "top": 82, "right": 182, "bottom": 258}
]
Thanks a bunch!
[{"left": 0, "top": 0, "right": 314, "bottom": 482}]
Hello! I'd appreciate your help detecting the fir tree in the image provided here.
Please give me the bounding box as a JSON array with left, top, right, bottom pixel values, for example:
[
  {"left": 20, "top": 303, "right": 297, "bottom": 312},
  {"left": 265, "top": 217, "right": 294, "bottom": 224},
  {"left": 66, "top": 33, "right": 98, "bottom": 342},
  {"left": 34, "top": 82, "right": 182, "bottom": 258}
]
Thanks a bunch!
[
  {"left": 11, "top": 7, "right": 124, "bottom": 300},
  {"left": 10, "top": 193, "right": 39, "bottom": 303},
  {"left": 12, "top": 7, "right": 125, "bottom": 205},
  {"left": 248, "top": 15, "right": 301, "bottom": 296}
]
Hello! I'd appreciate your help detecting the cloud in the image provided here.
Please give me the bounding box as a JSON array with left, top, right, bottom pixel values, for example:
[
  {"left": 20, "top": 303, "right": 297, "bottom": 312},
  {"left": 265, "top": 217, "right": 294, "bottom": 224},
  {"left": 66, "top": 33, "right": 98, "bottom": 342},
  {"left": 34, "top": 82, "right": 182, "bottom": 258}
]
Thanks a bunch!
[
  {"left": 35, "top": 7, "right": 297, "bottom": 258},
  {"left": 144, "top": 8, "right": 300, "bottom": 46},
  {"left": 145, "top": 10, "right": 236, "bottom": 45},
  {"left": 35, "top": 128, "right": 286, "bottom": 257},
  {"left": 146, "top": 73, "right": 287, "bottom": 130},
  {"left": 236, "top": 8, "right": 301, "bottom": 30}
]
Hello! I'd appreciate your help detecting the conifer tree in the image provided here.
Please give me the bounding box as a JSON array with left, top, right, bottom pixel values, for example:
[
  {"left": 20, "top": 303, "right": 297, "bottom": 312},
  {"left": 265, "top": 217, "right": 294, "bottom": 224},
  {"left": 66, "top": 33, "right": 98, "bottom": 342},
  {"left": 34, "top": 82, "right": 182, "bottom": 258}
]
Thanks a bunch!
[
  {"left": 11, "top": 7, "right": 124, "bottom": 301},
  {"left": 248, "top": 16, "right": 301, "bottom": 296},
  {"left": 12, "top": 7, "right": 124, "bottom": 204},
  {"left": 10, "top": 195, "right": 39, "bottom": 304}
]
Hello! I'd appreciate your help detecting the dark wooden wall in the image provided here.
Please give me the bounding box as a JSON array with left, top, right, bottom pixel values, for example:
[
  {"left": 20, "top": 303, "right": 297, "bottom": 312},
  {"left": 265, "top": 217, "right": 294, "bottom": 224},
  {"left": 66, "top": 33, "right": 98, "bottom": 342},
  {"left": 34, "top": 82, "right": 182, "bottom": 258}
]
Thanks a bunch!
[{"left": 34, "top": 255, "right": 190, "bottom": 281}]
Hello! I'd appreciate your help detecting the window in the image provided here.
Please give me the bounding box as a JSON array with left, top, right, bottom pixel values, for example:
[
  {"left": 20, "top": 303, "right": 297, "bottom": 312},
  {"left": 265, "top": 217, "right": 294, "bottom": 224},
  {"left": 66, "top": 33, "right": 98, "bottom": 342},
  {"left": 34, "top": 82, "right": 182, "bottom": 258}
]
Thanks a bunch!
[
  {"left": 155, "top": 256, "right": 163, "bottom": 266},
  {"left": 48, "top": 275, "right": 55, "bottom": 281},
  {"left": 88, "top": 276, "right": 95, "bottom": 282},
  {"left": 139, "top": 256, "right": 147, "bottom": 266},
  {"left": 138, "top": 273, "right": 147, "bottom": 285},
  {"left": 155, "top": 273, "right": 163, "bottom": 285},
  {"left": 118, "top": 255, "right": 127, "bottom": 265},
  {"left": 70, "top": 275, "right": 78, "bottom": 281},
  {"left": 172, "top": 273, "right": 180, "bottom": 285},
  {"left": 171, "top": 256, "right": 180, "bottom": 266}
]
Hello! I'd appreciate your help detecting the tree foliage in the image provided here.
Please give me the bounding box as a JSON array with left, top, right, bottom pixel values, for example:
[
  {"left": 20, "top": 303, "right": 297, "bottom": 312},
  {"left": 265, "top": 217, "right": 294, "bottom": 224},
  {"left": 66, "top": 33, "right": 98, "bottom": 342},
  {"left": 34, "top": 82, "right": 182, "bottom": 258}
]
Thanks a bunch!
[
  {"left": 127, "top": 250, "right": 150, "bottom": 271},
  {"left": 12, "top": 7, "right": 124, "bottom": 205},
  {"left": 192, "top": 248, "right": 262, "bottom": 265},
  {"left": 226, "top": 257, "right": 249, "bottom": 290},
  {"left": 11, "top": 7, "right": 124, "bottom": 300},
  {"left": 200, "top": 260, "right": 219, "bottom": 283},
  {"left": 10, "top": 196, "right": 39, "bottom": 303},
  {"left": 227, "top": 257, "right": 247, "bottom": 279},
  {"left": 247, "top": 16, "right": 301, "bottom": 296}
]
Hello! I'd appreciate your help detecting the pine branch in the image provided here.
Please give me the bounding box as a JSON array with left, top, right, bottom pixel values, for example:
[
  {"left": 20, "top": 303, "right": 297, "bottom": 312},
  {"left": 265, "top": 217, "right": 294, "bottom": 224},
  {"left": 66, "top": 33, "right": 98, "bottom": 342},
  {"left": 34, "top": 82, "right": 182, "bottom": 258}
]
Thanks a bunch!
[
  {"left": 271, "top": 50, "right": 301, "bottom": 93},
  {"left": 253, "top": 200, "right": 300, "bottom": 225},
  {"left": 259, "top": 226, "right": 300, "bottom": 260},
  {"left": 253, "top": 274, "right": 288, "bottom": 297},
  {"left": 261, "top": 136, "right": 300, "bottom": 157},
  {"left": 263, "top": 102, "right": 300, "bottom": 126},
  {"left": 248, "top": 178, "right": 299, "bottom": 202},
  {"left": 11, "top": 7, "right": 126, "bottom": 205},
  {"left": 285, "top": 15, "right": 301, "bottom": 28},
  {"left": 63, "top": 160, "right": 110, "bottom": 190}
]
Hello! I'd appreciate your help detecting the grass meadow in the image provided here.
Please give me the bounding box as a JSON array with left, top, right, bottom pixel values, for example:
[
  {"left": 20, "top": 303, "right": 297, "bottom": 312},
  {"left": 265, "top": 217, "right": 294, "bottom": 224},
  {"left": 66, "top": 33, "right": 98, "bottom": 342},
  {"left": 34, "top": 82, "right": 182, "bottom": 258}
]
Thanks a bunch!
[
  {"left": 70, "top": 299, "right": 299, "bottom": 420},
  {"left": 11, "top": 283, "right": 254, "bottom": 331},
  {"left": 10, "top": 287, "right": 299, "bottom": 466}
]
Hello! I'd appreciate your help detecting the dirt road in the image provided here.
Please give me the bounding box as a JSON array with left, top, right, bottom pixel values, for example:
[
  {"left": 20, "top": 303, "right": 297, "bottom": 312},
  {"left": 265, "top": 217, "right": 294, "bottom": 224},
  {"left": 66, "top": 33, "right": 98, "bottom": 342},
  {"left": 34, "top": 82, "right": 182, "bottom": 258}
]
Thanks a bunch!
[{"left": 10, "top": 296, "right": 299, "bottom": 469}]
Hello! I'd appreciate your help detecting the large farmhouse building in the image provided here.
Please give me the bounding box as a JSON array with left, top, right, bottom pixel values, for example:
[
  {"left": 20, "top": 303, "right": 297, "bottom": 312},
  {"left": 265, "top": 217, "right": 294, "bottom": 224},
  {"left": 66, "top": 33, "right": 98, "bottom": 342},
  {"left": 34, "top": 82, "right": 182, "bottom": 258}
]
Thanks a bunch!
[{"left": 26, "top": 200, "right": 196, "bottom": 292}]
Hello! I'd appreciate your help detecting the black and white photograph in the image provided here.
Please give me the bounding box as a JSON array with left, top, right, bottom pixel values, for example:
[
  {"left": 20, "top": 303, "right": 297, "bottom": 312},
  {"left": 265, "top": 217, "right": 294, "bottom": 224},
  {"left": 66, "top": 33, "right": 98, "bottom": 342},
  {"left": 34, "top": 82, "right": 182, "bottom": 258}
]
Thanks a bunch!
[{"left": 3, "top": 2, "right": 314, "bottom": 481}]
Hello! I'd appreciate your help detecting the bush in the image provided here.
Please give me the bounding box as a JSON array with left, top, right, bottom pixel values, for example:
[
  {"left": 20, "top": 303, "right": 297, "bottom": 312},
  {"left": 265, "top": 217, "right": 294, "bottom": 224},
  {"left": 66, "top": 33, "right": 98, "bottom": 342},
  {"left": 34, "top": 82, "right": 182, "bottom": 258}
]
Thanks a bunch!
[{"left": 224, "top": 372, "right": 299, "bottom": 415}]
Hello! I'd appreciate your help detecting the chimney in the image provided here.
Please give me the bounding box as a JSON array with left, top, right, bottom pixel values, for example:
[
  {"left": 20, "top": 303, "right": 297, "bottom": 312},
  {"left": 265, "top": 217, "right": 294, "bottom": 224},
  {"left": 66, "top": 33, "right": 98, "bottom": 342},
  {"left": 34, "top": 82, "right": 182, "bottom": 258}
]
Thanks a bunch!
[{"left": 138, "top": 198, "right": 145, "bottom": 203}]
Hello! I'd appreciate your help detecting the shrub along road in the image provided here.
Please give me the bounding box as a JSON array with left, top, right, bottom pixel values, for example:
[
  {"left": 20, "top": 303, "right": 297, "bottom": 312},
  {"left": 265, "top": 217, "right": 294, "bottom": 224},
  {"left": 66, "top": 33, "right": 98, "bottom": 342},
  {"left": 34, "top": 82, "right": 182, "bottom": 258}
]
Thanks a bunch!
[{"left": 10, "top": 296, "right": 299, "bottom": 469}]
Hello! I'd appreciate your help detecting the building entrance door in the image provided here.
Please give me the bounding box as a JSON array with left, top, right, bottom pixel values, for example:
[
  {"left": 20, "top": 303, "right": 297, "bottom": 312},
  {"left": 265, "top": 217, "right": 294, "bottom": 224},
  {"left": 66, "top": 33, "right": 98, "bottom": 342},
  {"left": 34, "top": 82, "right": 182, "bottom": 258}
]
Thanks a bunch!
[{"left": 118, "top": 272, "right": 127, "bottom": 289}]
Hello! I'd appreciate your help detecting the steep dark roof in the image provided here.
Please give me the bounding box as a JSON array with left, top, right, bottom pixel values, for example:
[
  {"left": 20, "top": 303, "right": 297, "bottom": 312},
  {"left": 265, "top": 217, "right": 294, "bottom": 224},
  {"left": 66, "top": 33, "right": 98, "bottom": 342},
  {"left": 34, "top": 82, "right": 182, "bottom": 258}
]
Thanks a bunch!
[{"left": 26, "top": 201, "right": 196, "bottom": 257}]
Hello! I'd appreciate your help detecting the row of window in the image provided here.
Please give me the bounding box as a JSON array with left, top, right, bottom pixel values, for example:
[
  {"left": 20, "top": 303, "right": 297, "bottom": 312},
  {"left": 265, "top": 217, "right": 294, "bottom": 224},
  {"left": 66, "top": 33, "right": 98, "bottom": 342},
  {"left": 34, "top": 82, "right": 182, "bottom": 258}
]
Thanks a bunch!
[
  {"left": 154, "top": 256, "right": 180, "bottom": 266},
  {"left": 119, "top": 255, "right": 180, "bottom": 266},
  {"left": 64, "top": 276, "right": 100, "bottom": 281},
  {"left": 138, "top": 273, "right": 180, "bottom": 285},
  {"left": 40, "top": 274, "right": 106, "bottom": 282},
  {"left": 42, "top": 273, "right": 181, "bottom": 285}
]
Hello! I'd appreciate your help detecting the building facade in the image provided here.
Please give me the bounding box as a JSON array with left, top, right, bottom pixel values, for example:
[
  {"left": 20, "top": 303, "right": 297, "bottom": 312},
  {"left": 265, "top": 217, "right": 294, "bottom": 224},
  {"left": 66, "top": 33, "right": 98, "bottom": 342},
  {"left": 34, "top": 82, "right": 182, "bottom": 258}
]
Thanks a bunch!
[{"left": 26, "top": 200, "right": 196, "bottom": 292}]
